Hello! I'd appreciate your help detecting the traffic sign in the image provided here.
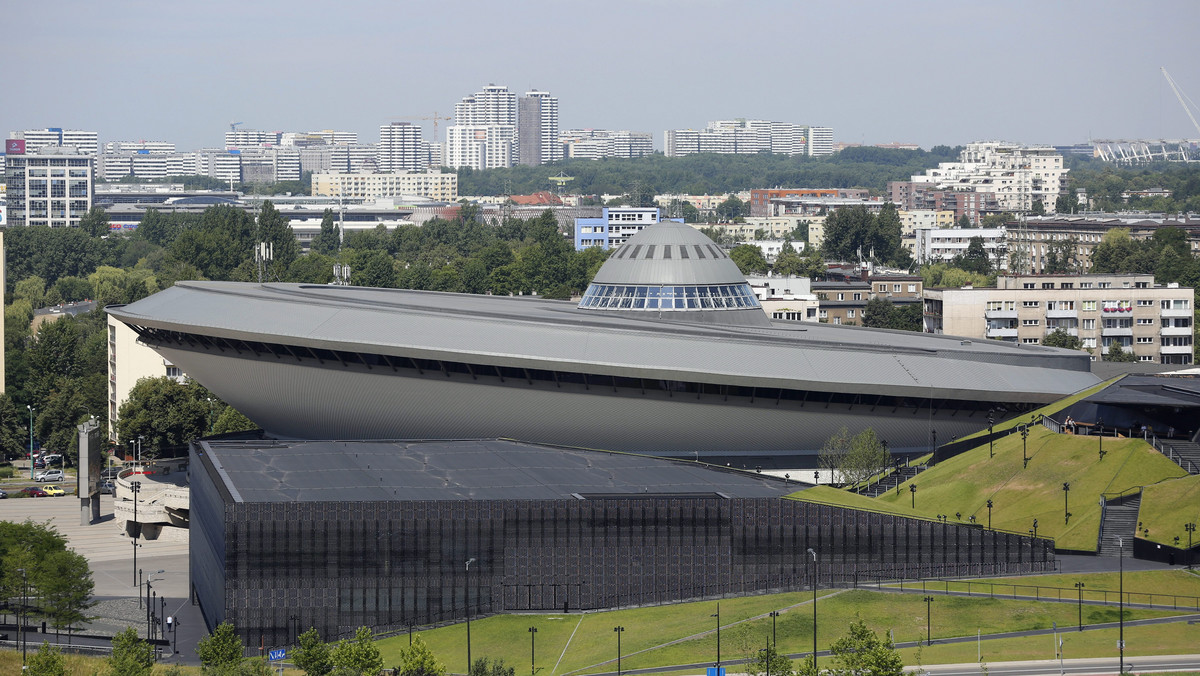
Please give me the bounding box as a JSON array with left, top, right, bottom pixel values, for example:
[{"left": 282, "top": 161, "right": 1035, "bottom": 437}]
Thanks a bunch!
[
  {"left": 1117, "top": 640, "right": 1125, "bottom": 649},
  {"left": 269, "top": 648, "right": 287, "bottom": 661}
]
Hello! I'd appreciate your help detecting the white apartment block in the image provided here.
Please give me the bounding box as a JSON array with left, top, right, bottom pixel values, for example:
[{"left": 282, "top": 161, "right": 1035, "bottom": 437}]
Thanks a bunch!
[
  {"left": 806, "top": 126, "right": 834, "bottom": 156},
  {"left": 3, "top": 146, "right": 94, "bottom": 227},
  {"left": 899, "top": 209, "right": 955, "bottom": 236},
  {"left": 445, "top": 125, "right": 514, "bottom": 170},
  {"left": 311, "top": 170, "right": 458, "bottom": 201},
  {"left": 913, "top": 227, "right": 1007, "bottom": 267},
  {"left": 562, "top": 129, "right": 653, "bottom": 159},
  {"left": 10, "top": 128, "right": 99, "bottom": 155},
  {"left": 575, "top": 207, "right": 666, "bottom": 249},
  {"left": 224, "top": 129, "right": 279, "bottom": 149},
  {"left": 745, "top": 274, "right": 820, "bottom": 322},
  {"left": 107, "top": 315, "right": 188, "bottom": 442},
  {"left": 910, "top": 141, "right": 1068, "bottom": 213},
  {"left": 309, "top": 130, "right": 358, "bottom": 145},
  {"left": 331, "top": 143, "right": 380, "bottom": 172},
  {"left": 923, "top": 274, "right": 1194, "bottom": 365},
  {"left": 517, "top": 90, "right": 562, "bottom": 166},
  {"left": 240, "top": 147, "right": 301, "bottom": 183},
  {"left": 379, "top": 122, "right": 426, "bottom": 171},
  {"left": 455, "top": 84, "right": 517, "bottom": 126},
  {"left": 104, "top": 141, "right": 176, "bottom": 154}
]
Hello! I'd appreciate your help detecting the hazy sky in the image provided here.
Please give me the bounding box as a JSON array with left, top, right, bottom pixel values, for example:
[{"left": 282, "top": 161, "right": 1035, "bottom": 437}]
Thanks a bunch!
[{"left": 5, "top": 0, "right": 1200, "bottom": 152}]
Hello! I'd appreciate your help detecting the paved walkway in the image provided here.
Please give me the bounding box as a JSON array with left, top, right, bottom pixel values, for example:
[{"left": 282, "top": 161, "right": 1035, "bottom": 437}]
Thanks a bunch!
[{"left": 0, "top": 493, "right": 204, "bottom": 665}]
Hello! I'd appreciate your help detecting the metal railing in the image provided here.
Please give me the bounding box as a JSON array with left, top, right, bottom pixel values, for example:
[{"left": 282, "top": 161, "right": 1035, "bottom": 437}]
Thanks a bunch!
[{"left": 879, "top": 577, "right": 1200, "bottom": 611}]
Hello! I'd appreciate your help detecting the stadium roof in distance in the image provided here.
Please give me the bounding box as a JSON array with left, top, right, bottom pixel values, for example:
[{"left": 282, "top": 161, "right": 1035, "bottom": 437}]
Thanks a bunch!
[{"left": 198, "top": 438, "right": 806, "bottom": 503}]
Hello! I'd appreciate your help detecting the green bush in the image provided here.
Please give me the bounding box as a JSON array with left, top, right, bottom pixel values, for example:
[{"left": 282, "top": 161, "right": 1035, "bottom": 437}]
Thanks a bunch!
[{"left": 0, "top": 467, "right": 14, "bottom": 479}]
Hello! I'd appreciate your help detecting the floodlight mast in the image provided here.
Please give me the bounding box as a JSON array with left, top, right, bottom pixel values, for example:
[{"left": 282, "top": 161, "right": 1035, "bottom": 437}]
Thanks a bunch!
[{"left": 1162, "top": 67, "right": 1200, "bottom": 138}]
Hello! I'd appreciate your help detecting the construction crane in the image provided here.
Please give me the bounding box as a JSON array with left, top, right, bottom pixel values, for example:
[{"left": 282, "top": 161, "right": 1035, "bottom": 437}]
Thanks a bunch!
[
  {"left": 393, "top": 113, "right": 453, "bottom": 141},
  {"left": 1161, "top": 67, "right": 1200, "bottom": 138},
  {"left": 229, "top": 121, "right": 244, "bottom": 133}
]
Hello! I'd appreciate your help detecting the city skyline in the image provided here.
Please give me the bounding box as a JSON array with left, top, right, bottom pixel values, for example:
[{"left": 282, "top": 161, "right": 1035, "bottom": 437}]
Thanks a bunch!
[{"left": 2, "top": 0, "right": 1199, "bottom": 153}]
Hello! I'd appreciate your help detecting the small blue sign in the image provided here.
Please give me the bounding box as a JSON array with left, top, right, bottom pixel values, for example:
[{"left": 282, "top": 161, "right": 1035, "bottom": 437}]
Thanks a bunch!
[
  {"left": 269, "top": 648, "right": 287, "bottom": 661},
  {"left": 707, "top": 668, "right": 726, "bottom": 676}
]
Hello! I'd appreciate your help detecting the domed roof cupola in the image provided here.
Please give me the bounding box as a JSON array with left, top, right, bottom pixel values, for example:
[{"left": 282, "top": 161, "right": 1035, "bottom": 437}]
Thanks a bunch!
[{"left": 578, "top": 221, "right": 770, "bottom": 326}]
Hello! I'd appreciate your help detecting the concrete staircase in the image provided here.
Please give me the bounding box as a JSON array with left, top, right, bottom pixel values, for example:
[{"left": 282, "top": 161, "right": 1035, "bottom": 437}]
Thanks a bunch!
[
  {"left": 857, "top": 464, "right": 925, "bottom": 498},
  {"left": 1099, "top": 494, "right": 1141, "bottom": 556},
  {"left": 1162, "top": 441, "right": 1200, "bottom": 474}
]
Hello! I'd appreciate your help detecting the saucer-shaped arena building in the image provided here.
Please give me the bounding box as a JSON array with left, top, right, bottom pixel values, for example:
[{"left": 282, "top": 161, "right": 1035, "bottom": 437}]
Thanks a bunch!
[
  {"left": 110, "top": 221, "right": 1081, "bottom": 644},
  {"left": 109, "top": 220, "right": 1098, "bottom": 464}
]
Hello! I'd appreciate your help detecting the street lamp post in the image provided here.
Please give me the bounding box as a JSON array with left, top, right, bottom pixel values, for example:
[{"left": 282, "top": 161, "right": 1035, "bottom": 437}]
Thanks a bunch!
[
  {"left": 1075, "top": 582, "right": 1085, "bottom": 631},
  {"left": 1098, "top": 418, "right": 1105, "bottom": 460},
  {"left": 131, "top": 481, "right": 142, "bottom": 586},
  {"left": 1118, "top": 537, "right": 1125, "bottom": 673},
  {"left": 987, "top": 409, "right": 995, "bottom": 459},
  {"left": 1185, "top": 522, "right": 1196, "bottom": 550},
  {"left": 1021, "top": 424, "right": 1029, "bottom": 468},
  {"left": 710, "top": 603, "right": 721, "bottom": 668},
  {"left": 528, "top": 626, "right": 537, "bottom": 676},
  {"left": 613, "top": 626, "right": 624, "bottom": 676},
  {"left": 465, "top": 558, "right": 476, "bottom": 670},
  {"left": 17, "top": 567, "right": 26, "bottom": 666},
  {"left": 1032, "top": 519, "right": 1038, "bottom": 538},
  {"left": 923, "top": 596, "right": 934, "bottom": 646},
  {"left": 910, "top": 483, "right": 916, "bottom": 509},
  {"left": 930, "top": 428, "right": 937, "bottom": 454},
  {"left": 1063, "top": 482, "right": 1071, "bottom": 524},
  {"left": 26, "top": 405, "right": 35, "bottom": 480},
  {"left": 769, "top": 610, "right": 780, "bottom": 646},
  {"left": 808, "top": 548, "right": 818, "bottom": 669},
  {"left": 986, "top": 499, "right": 993, "bottom": 530}
]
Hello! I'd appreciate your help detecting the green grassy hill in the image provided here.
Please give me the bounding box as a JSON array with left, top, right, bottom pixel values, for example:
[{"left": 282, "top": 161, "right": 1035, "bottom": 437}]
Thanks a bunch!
[
  {"left": 795, "top": 426, "right": 1187, "bottom": 551},
  {"left": 1138, "top": 473, "right": 1200, "bottom": 546}
]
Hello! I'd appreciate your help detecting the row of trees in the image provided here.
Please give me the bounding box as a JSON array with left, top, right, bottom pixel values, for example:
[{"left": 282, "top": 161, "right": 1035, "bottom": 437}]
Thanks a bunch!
[{"left": 0, "top": 521, "right": 95, "bottom": 645}]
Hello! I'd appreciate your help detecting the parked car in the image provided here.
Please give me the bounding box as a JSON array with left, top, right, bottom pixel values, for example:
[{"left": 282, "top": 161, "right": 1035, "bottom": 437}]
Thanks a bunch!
[
  {"left": 41, "top": 485, "right": 66, "bottom": 497},
  {"left": 100, "top": 467, "right": 123, "bottom": 481},
  {"left": 99, "top": 480, "right": 115, "bottom": 495},
  {"left": 35, "top": 469, "right": 65, "bottom": 483},
  {"left": 20, "top": 487, "right": 47, "bottom": 498},
  {"left": 0, "top": 488, "right": 7, "bottom": 499}
]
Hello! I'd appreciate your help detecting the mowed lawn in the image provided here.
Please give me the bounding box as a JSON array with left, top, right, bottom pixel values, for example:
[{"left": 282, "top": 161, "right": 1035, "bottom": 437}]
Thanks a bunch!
[
  {"left": 1138, "top": 473, "right": 1200, "bottom": 547},
  {"left": 377, "top": 588, "right": 1186, "bottom": 675}
]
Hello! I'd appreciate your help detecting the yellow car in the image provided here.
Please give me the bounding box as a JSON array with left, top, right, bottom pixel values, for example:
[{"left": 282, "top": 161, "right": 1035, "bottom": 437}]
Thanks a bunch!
[{"left": 41, "top": 484, "right": 66, "bottom": 497}]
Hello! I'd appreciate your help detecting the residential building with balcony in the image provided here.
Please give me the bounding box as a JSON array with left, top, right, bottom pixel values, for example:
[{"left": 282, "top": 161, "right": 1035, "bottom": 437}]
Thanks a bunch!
[
  {"left": 311, "top": 170, "right": 457, "bottom": 201},
  {"left": 575, "top": 207, "right": 681, "bottom": 249},
  {"left": 922, "top": 274, "right": 1194, "bottom": 364},
  {"left": 902, "top": 141, "right": 1068, "bottom": 214},
  {"left": 3, "top": 145, "right": 94, "bottom": 227},
  {"left": 912, "top": 227, "right": 1007, "bottom": 267},
  {"left": 1006, "top": 215, "right": 1200, "bottom": 274}
]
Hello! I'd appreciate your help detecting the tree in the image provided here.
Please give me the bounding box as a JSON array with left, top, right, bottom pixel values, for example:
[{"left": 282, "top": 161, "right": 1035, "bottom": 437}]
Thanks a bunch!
[
  {"left": 469, "top": 657, "right": 516, "bottom": 676},
  {"left": 331, "top": 626, "right": 384, "bottom": 676},
  {"left": 116, "top": 377, "right": 211, "bottom": 458},
  {"left": 822, "top": 206, "right": 876, "bottom": 262},
  {"left": 394, "top": 636, "right": 446, "bottom": 676},
  {"left": 27, "top": 641, "right": 67, "bottom": 676},
  {"left": 1105, "top": 341, "right": 1136, "bottom": 362},
  {"left": 871, "top": 203, "right": 904, "bottom": 265},
  {"left": 37, "top": 549, "right": 96, "bottom": 640},
  {"left": 716, "top": 196, "right": 746, "bottom": 221},
  {"left": 1030, "top": 200, "right": 1046, "bottom": 216},
  {"left": 862, "top": 298, "right": 921, "bottom": 332},
  {"left": 197, "top": 621, "right": 245, "bottom": 670},
  {"left": 681, "top": 201, "right": 700, "bottom": 223},
  {"left": 1042, "top": 328, "right": 1082, "bottom": 351},
  {"left": 212, "top": 406, "right": 258, "bottom": 435},
  {"left": 956, "top": 214, "right": 972, "bottom": 228},
  {"left": 730, "top": 245, "right": 769, "bottom": 275},
  {"left": 110, "top": 627, "right": 155, "bottom": 676},
  {"left": 293, "top": 627, "right": 333, "bottom": 676},
  {"left": 773, "top": 241, "right": 804, "bottom": 276},
  {"left": 1043, "top": 237, "right": 1078, "bottom": 274},
  {"left": 799, "top": 246, "right": 827, "bottom": 279},
  {"left": 825, "top": 620, "right": 903, "bottom": 676},
  {"left": 311, "top": 209, "right": 341, "bottom": 255},
  {"left": 746, "top": 644, "right": 794, "bottom": 676},
  {"left": 955, "top": 236, "right": 991, "bottom": 275},
  {"left": 79, "top": 206, "right": 111, "bottom": 238},
  {"left": 819, "top": 427, "right": 890, "bottom": 487},
  {"left": 1055, "top": 192, "right": 1077, "bottom": 214}
]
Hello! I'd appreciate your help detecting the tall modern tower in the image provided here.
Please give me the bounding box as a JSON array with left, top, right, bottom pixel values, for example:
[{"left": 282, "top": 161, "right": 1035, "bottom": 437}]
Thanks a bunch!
[
  {"left": 517, "top": 90, "right": 561, "bottom": 166},
  {"left": 378, "top": 122, "right": 426, "bottom": 171},
  {"left": 447, "top": 84, "right": 519, "bottom": 170},
  {"left": 454, "top": 85, "right": 517, "bottom": 127}
]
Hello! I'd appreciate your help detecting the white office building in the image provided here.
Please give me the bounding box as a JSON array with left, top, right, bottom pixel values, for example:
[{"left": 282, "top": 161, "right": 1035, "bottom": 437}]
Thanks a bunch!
[
  {"left": 806, "top": 127, "right": 834, "bottom": 156},
  {"left": 379, "top": 122, "right": 426, "bottom": 171},
  {"left": 445, "top": 125, "right": 514, "bottom": 170},
  {"left": 912, "top": 227, "right": 1007, "bottom": 267},
  {"left": 10, "top": 128, "right": 99, "bottom": 155}
]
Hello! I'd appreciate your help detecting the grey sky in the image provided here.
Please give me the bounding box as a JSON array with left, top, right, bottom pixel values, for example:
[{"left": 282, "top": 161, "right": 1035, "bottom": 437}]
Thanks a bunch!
[{"left": 4, "top": 0, "right": 1199, "bottom": 152}]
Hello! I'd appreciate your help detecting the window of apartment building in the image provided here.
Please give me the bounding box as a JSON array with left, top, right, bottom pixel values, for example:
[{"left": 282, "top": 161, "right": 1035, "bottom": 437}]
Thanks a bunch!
[
  {"left": 1137, "top": 299, "right": 1154, "bottom": 307},
  {"left": 908, "top": 284, "right": 917, "bottom": 292},
  {"left": 1082, "top": 319, "right": 1096, "bottom": 330},
  {"left": 1042, "top": 283, "right": 1055, "bottom": 289},
  {"left": 877, "top": 284, "right": 888, "bottom": 293},
  {"left": 893, "top": 284, "right": 902, "bottom": 292},
  {"left": 1022, "top": 338, "right": 1040, "bottom": 344},
  {"left": 833, "top": 317, "right": 842, "bottom": 325},
  {"left": 1080, "top": 282, "right": 1093, "bottom": 289},
  {"left": 853, "top": 293, "right": 862, "bottom": 300},
  {"left": 1082, "top": 337, "right": 1097, "bottom": 349},
  {"left": 987, "top": 301, "right": 1005, "bottom": 312},
  {"left": 819, "top": 310, "right": 828, "bottom": 319},
  {"left": 1022, "top": 301, "right": 1040, "bottom": 308},
  {"left": 1135, "top": 281, "right": 1149, "bottom": 289},
  {"left": 1138, "top": 355, "right": 1155, "bottom": 362},
  {"left": 1082, "top": 301, "right": 1097, "bottom": 311},
  {"left": 1098, "top": 282, "right": 1111, "bottom": 288},
  {"left": 1137, "top": 337, "right": 1154, "bottom": 344},
  {"left": 1162, "top": 299, "right": 1191, "bottom": 310},
  {"left": 1022, "top": 319, "right": 1040, "bottom": 326},
  {"left": 1137, "top": 318, "right": 1155, "bottom": 325},
  {"left": 837, "top": 293, "right": 844, "bottom": 301},
  {"left": 1023, "top": 283, "right": 1036, "bottom": 289},
  {"left": 847, "top": 309, "right": 856, "bottom": 318},
  {"left": 1060, "top": 283, "right": 1073, "bottom": 289}
]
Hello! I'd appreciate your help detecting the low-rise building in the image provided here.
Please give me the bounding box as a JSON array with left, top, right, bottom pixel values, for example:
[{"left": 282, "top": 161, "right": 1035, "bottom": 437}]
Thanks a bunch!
[
  {"left": 746, "top": 274, "right": 820, "bottom": 322},
  {"left": 913, "top": 227, "right": 1007, "bottom": 267},
  {"left": 311, "top": 170, "right": 458, "bottom": 201},
  {"left": 575, "top": 207, "right": 681, "bottom": 249},
  {"left": 922, "top": 273, "right": 1194, "bottom": 364},
  {"left": 1006, "top": 215, "right": 1200, "bottom": 274},
  {"left": 899, "top": 209, "right": 956, "bottom": 236}
]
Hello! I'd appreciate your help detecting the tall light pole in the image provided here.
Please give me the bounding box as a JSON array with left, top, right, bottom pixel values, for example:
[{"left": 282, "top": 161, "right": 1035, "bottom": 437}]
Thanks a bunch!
[
  {"left": 987, "top": 409, "right": 995, "bottom": 458},
  {"left": 465, "top": 557, "right": 476, "bottom": 671},
  {"left": 923, "top": 596, "right": 934, "bottom": 646},
  {"left": 613, "top": 625, "right": 624, "bottom": 676},
  {"left": 1075, "top": 582, "right": 1085, "bottom": 631},
  {"left": 808, "top": 547, "right": 817, "bottom": 669},
  {"left": 528, "top": 626, "right": 537, "bottom": 676},
  {"left": 986, "top": 499, "right": 993, "bottom": 530},
  {"left": 1021, "top": 424, "right": 1029, "bottom": 468},
  {"left": 17, "top": 567, "right": 26, "bottom": 666},
  {"left": 1098, "top": 418, "right": 1105, "bottom": 460},
  {"left": 1063, "top": 482, "right": 1071, "bottom": 524},
  {"left": 1118, "top": 537, "right": 1125, "bottom": 673},
  {"left": 710, "top": 603, "right": 721, "bottom": 668},
  {"left": 769, "top": 610, "right": 780, "bottom": 647},
  {"left": 131, "top": 481, "right": 142, "bottom": 586},
  {"left": 1186, "top": 522, "right": 1197, "bottom": 550},
  {"left": 910, "top": 483, "right": 917, "bottom": 509},
  {"left": 26, "top": 405, "right": 35, "bottom": 480}
]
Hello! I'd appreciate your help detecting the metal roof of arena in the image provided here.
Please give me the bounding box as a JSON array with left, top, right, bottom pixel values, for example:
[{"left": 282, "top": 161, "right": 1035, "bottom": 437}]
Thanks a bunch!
[
  {"left": 198, "top": 438, "right": 804, "bottom": 503},
  {"left": 108, "top": 280, "right": 1098, "bottom": 402}
]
